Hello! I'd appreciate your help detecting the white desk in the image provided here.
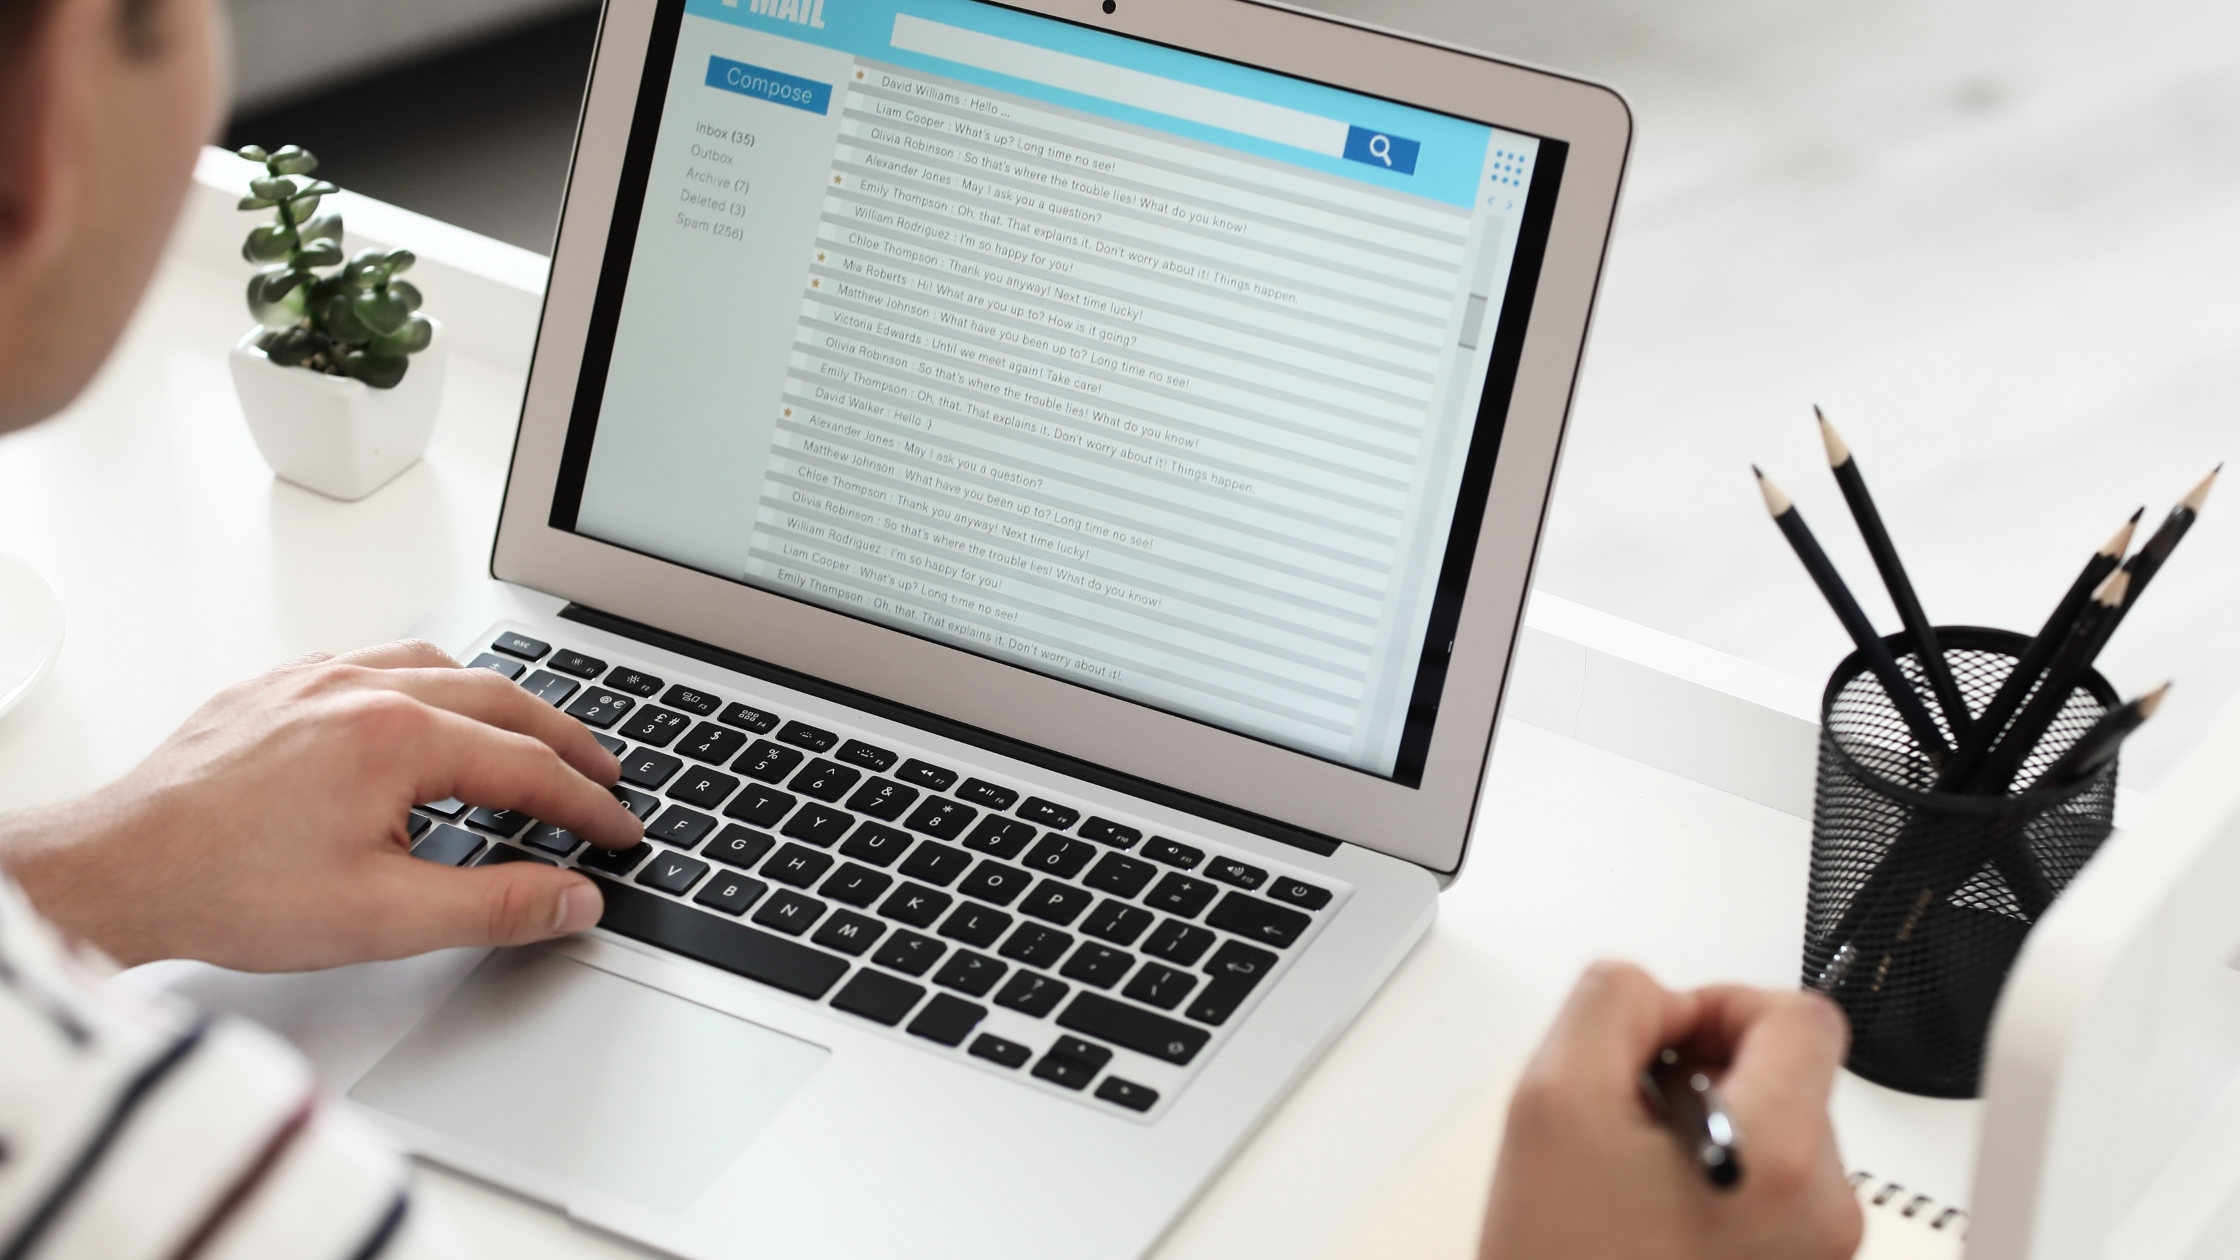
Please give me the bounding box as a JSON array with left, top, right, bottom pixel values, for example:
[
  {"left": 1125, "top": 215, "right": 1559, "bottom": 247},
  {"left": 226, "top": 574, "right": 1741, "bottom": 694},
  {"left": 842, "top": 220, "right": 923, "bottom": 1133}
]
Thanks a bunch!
[{"left": 0, "top": 162, "right": 1976, "bottom": 1259}]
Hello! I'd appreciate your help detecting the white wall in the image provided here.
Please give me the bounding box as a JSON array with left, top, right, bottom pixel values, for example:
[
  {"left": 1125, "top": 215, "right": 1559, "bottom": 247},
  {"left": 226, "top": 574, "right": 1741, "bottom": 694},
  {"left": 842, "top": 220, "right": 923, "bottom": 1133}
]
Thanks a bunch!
[{"left": 224, "top": 0, "right": 592, "bottom": 108}]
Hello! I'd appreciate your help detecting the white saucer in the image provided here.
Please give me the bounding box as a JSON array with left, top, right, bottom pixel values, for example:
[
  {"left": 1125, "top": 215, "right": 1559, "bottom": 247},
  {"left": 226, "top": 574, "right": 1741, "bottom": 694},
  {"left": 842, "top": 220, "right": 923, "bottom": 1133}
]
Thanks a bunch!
[{"left": 0, "top": 554, "right": 63, "bottom": 721}]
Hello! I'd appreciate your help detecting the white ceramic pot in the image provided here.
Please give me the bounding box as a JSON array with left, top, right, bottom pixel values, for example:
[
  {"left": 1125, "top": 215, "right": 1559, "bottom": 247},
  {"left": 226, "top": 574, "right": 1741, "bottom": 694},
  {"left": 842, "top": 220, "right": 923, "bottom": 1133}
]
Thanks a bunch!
[{"left": 228, "top": 317, "right": 448, "bottom": 501}]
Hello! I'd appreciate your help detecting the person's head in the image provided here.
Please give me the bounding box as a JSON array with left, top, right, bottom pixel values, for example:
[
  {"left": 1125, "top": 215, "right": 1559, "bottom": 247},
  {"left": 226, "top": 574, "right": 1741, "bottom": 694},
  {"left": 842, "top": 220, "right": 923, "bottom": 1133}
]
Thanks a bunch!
[{"left": 0, "top": 0, "right": 222, "bottom": 434}]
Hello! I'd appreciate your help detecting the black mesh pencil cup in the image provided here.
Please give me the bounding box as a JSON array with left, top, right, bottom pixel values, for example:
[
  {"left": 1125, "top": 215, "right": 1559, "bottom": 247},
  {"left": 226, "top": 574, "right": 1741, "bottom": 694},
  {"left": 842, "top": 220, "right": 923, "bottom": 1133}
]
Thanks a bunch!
[{"left": 1802, "top": 627, "right": 2118, "bottom": 1098}]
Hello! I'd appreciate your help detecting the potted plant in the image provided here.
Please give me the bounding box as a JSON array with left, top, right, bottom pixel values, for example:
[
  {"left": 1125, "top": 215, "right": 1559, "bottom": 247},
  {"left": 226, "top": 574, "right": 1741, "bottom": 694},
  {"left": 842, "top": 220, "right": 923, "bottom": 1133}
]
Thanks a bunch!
[{"left": 226, "top": 144, "right": 448, "bottom": 501}]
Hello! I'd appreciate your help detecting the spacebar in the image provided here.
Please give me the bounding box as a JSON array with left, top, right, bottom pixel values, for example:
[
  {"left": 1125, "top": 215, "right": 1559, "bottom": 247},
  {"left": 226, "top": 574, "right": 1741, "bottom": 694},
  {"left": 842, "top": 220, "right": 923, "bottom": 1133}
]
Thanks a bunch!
[{"left": 588, "top": 876, "right": 849, "bottom": 1000}]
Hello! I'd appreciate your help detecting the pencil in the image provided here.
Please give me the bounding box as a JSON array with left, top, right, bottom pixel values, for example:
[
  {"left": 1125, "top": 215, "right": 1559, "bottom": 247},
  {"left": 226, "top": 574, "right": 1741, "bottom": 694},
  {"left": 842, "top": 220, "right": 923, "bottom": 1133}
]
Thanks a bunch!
[
  {"left": 1818, "top": 408, "right": 1970, "bottom": 739},
  {"left": 1969, "top": 568, "right": 2130, "bottom": 793},
  {"left": 2033, "top": 683, "right": 2168, "bottom": 789},
  {"left": 2116, "top": 466, "right": 2219, "bottom": 614},
  {"left": 1757, "top": 467, "right": 1951, "bottom": 762}
]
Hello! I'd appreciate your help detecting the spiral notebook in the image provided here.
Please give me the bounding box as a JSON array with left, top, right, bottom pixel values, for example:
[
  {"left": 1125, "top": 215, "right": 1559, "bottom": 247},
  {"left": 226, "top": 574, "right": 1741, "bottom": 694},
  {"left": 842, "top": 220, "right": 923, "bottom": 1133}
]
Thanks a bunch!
[{"left": 1318, "top": 1076, "right": 1965, "bottom": 1260}]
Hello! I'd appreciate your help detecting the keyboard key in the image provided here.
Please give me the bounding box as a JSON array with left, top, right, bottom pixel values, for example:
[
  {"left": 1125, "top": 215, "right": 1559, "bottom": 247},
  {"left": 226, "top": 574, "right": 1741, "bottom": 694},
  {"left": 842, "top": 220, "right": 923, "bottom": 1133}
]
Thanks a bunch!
[
  {"left": 1207, "top": 858, "right": 1268, "bottom": 891},
  {"left": 838, "top": 821, "right": 912, "bottom": 866},
  {"left": 719, "top": 701, "right": 780, "bottom": 733},
  {"left": 1207, "top": 892, "right": 1313, "bottom": 948},
  {"left": 811, "top": 909, "right": 885, "bottom": 956},
  {"left": 999, "top": 923, "right": 1073, "bottom": 969},
  {"left": 668, "top": 768, "right": 740, "bottom": 810},
  {"left": 845, "top": 778, "right": 919, "bottom": 821},
  {"left": 907, "top": 993, "right": 986, "bottom": 1046},
  {"left": 932, "top": 950, "right": 1007, "bottom": 998},
  {"left": 1059, "top": 992, "right": 1210, "bottom": 1066},
  {"left": 618, "top": 707, "right": 690, "bottom": 747},
  {"left": 762, "top": 844, "right": 834, "bottom": 888},
  {"left": 788, "top": 759, "right": 861, "bottom": 803},
  {"left": 524, "top": 823, "right": 584, "bottom": 858},
  {"left": 895, "top": 759, "right": 958, "bottom": 791},
  {"left": 620, "top": 748, "right": 682, "bottom": 789},
  {"left": 1187, "top": 940, "right": 1278, "bottom": 1026},
  {"left": 820, "top": 862, "right": 893, "bottom": 908},
  {"left": 675, "top": 722, "right": 748, "bottom": 766},
  {"left": 957, "top": 861, "right": 1031, "bottom": 907},
  {"left": 897, "top": 841, "right": 971, "bottom": 887},
  {"left": 405, "top": 813, "right": 433, "bottom": 840},
  {"left": 1079, "top": 818, "right": 1142, "bottom": 849},
  {"left": 834, "top": 739, "right": 897, "bottom": 772},
  {"left": 1095, "top": 1077, "right": 1159, "bottom": 1113},
  {"left": 969, "top": 1033, "right": 1032, "bottom": 1069},
  {"left": 609, "top": 785, "right": 660, "bottom": 821},
  {"left": 724, "top": 784, "right": 796, "bottom": 829},
  {"left": 1059, "top": 943, "right": 1134, "bottom": 989},
  {"left": 565, "top": 690, "right": 633, "bottom": 728},
  {"left": 1143, "top": 837, "right": 1203, "bottom": 869},
  {"left": 938, "top": 902, "right": 1012, "bottom": 948},
  {"left": 1142, "top": 919, "right": 1217, "bottom": 966},
  {"left": 578, "top": 841, "right": 651, "bottom": 876},
  {"left": 1083, "top": 852, "right": 1157, "bottom": 899},
  {"left": 1017, "top": 798, "right": 1080, "bottom": 830},
  {"left": 549, "top": 649, "right": 606, "bottom": 679},
  {"left": 521, "top": 671, "right": 580, "bottom": 707},
  {"left": 466, "top": 806, "right": 531, "bottom": 837},
  {"left": 995, "top": 970, "right": 1069, "bottom": 1017},
  {"left": 591, "top": 733, "right": 625, "bottom": 757},
  {"left": 776, "top": 720, "right": 838, "bottom": 752},
  {"left": 1269, "top": 877, "right": 1334, "bottom": 912},
  {"left": 604, "top": 667, "right": 664, "bottom": 698},
  {"left": 491, "top": 631, "right": 549, "bottom": 661},
  {"left": 467, "top": 653, "right": 525, "bottom": 681},
  {"left": 871, "top": 929, "right": 945, "bottom": 976},
  {"left": 419, "top": 797, "right": 466, "bottom": 818},
  {"left": 693, "top": 872, "right": 766, "bottom": 916},
  {"left": 1122, "top": 962, "right": 1198, "bottom": 1011},
  {"left": 703, "top": 824, "right": 776, "bottom": 870},
  {"left": 589, "top": 875, "right": 848, "bottom": 999},
  {"left": 879, "top": 882, "right": 952, "bottom": 928},
  {"left": 635, "top": 852, "right": 709, "bottom": 896},
  {"left": 1081, "top": 901, "right": 1155, "bottom": 947},
  {"left": 645, "top": 805, "right": 716, "bottom": 850},
  {"left": 903, "top": 798, "right": 977, "bottom": 840},
  {"left": 962, "top": 817, "right": 1036, "bottom": 860},
  {"left": 752, "top": 889, "right": 826, "bottom": 936},
  {"left": 1145, "top": 872, "right": 1219, "bottom": 918},
  {"left": 781, "top": 803, "right": 854, "bottom": 847},
  {"left": 661, "top": 685, "right": 720, "bottom": 716},
  {"left": 735, "top": 740, "right": 805, "bottom": 784},
  {"left": 1031, "top": 1036, "right": 1111, "bottom": 1090},
  {"left": 410, "top": 825, "right": 484, "bottom": 867},
  {"left": 956, "top": 778, "right": 1019, "bottom": 811},
  {"left": 475, "top": 844, "right": 552, "bottom": 867},
  {"left": 1018, "top": 881, "right": 1094, "bottom": 926},
  {"left": 830, "top": 969, "right": 924, "bottom": 1027},
  {"left": 1023, "top": 834, "right": 1097, "bottom": 880}
]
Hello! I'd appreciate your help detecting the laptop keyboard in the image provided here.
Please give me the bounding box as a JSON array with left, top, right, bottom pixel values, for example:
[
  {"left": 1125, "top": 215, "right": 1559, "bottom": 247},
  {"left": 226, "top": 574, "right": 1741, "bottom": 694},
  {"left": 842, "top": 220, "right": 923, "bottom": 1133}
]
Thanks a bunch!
[{"left": 422, "top": 627, "right": 1346, "bottom": 1118}]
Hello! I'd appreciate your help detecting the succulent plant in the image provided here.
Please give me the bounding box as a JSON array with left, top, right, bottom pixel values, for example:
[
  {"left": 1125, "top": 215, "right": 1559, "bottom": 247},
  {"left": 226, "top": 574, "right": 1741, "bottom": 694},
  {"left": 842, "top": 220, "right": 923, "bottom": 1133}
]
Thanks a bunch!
[{"left": 237, "top": 145, "right": 432, "bottom": 390}]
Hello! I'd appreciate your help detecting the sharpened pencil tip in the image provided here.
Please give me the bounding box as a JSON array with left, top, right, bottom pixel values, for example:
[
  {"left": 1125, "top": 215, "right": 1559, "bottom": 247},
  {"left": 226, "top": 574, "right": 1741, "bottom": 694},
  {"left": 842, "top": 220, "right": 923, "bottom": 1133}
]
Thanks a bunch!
[
  {"left": 1755, "top": 468, "right": 1793, "bottom": 517},
  {"left": 1814, "top": 408, "right": 1852, "bottom": 467},
  {"left": 2181, "top": 465, "right": 2221, "bottom": 513},
  {"left": 2105, "top": 513, "right": 2140, "bottom": 558},
  {"left": 2138, "top": 683, "right": 2172, "bottom": 719},
  {"left": 2092, "top": 567, "right": 2132, "bottom": 607}
]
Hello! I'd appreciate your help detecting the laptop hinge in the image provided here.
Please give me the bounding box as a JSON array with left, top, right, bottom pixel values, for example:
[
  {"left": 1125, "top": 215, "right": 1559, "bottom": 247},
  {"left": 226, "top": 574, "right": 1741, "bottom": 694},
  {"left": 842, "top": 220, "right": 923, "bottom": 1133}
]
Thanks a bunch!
[{"left": 558, "top": 603, "right": 1343, "bottom": 858}]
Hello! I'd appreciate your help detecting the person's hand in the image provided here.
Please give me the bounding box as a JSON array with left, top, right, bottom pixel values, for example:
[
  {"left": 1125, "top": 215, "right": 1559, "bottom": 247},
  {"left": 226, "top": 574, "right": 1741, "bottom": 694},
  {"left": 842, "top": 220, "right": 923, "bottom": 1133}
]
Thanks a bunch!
[
  {"left": 1479, "top": 962, "right": 1862, "bottom": 1260},
  {"left": 0, "top": 641, "right": 645, "bottom": 971}
]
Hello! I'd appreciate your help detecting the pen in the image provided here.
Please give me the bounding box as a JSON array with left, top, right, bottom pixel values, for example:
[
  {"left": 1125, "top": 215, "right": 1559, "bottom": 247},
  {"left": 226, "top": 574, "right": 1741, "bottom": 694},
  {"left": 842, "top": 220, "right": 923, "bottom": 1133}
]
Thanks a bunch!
[{"left": 1641, "top": 1048, "right": 1744, "bottom": 1189}]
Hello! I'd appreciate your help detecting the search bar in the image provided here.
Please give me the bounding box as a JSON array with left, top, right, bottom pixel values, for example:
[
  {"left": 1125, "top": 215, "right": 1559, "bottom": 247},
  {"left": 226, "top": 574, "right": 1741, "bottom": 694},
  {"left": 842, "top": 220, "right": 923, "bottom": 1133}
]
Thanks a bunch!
[{"left": 889, "top": 15, "right": 1416, "bottom": 175}]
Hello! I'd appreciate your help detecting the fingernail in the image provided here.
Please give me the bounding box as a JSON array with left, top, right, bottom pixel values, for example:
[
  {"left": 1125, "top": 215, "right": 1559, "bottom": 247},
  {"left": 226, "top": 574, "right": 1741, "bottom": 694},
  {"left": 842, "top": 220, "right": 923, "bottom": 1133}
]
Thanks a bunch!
[{"left": 554, "top": 881, "right": 602, "bottom": 935}]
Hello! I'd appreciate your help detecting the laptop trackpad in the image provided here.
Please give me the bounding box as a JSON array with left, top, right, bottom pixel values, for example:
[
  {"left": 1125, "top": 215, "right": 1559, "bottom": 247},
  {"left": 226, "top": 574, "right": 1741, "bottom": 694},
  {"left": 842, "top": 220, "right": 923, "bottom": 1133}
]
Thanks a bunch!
[{"left": 351, "top": 948, "right": 828, "bottom": 1213}]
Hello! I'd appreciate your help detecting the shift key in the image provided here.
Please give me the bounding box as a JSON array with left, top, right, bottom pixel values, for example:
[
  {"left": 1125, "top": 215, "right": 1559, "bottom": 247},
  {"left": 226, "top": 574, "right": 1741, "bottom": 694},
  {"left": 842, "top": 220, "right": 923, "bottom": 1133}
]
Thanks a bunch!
[
  {"left": 1057, "top": 992, "right": 1210, "bottom": 1066},
  {"left": 1184, "top": 939, "right": 1278, "bottom": 1027}
]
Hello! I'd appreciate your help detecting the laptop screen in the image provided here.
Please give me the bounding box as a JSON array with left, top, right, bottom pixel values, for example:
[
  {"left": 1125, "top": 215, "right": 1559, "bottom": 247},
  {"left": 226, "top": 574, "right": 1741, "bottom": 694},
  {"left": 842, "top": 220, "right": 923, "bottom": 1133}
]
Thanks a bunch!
[{"left": 547, "top": 0, "right": 1566, "bottom": 786}]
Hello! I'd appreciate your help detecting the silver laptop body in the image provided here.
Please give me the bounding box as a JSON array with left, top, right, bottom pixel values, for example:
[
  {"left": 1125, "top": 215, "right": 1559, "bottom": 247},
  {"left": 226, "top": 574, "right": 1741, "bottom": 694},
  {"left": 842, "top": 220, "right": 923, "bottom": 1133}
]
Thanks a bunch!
[{"left": 344, "top": 2, "right": 1629, "bottom": 1256}]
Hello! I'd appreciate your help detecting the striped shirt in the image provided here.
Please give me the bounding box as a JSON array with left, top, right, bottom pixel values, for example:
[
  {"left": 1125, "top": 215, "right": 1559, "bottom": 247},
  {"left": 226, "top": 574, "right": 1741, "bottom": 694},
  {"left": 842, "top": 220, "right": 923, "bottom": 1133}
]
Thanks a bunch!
[{"left": 0, "top": 877, "right": 471, "bottom": 1259}]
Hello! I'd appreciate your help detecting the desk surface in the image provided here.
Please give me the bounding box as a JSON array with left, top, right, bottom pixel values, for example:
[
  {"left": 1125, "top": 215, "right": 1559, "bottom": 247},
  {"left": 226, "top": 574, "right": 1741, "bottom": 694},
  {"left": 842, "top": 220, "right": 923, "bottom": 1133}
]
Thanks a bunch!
[{"left": 2, "top": 243, "right": 1975, "bottom": 1259}]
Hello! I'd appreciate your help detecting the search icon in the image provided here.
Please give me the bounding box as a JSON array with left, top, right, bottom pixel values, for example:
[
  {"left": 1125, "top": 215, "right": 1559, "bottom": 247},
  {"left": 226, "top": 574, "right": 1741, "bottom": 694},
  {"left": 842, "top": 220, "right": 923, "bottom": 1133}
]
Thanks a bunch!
[{"left": 1343, "top": 126, "right": 1419, "bottom": 175}]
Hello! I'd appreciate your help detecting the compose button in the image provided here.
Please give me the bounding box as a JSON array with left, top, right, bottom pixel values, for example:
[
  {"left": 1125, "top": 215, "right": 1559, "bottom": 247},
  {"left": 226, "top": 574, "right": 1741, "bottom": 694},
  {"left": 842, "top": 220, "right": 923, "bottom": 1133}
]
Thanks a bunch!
[
  {"left": 1342, "top": 125, "right": 1420, "bottom": 175},
  {"left": 706, "top": 56, "right": 833, "bottom": 115}
]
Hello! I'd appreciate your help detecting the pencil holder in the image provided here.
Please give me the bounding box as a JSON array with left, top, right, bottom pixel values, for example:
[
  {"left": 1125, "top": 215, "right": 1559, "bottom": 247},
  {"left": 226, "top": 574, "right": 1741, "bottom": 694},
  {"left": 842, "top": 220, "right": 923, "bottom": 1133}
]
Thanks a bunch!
[{"left": 1802, "top": 626, "right": 2118, "bottom": 1098}]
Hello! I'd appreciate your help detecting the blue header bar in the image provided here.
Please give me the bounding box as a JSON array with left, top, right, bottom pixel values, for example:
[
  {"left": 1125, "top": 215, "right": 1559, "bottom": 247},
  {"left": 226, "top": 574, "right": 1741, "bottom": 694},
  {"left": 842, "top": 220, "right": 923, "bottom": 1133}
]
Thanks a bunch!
[
  {"left": 684, "top": 0, "right": 1497, "bottom": 208},
  {"left": 705, "top": 56, "right": 834, "bottom": 113}
]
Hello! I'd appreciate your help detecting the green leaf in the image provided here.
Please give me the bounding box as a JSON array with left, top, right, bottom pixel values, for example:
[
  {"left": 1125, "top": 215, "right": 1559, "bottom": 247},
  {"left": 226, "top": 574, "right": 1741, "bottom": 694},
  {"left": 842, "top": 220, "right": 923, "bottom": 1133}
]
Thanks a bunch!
[
  {"left": 285, "top": 194, "right": 323, "bottom": 223},
  {"left": 299, "top": 180, "right": 338, "bottom": 198},
  {"left": 237, "top": 195, "right": 276, "bottom": 211},
  {"left": 382, "top": 249, "right": 416, "bottom": 275},
  {"left": 248, "top": 177, "right": 298, "bottom": 201},
  {"left": 391, "top": 279, "right": 424, "bottom": 313},
  {"left": 246, "top": 267, "right": 307, "bottom": 327},
  {"left": 296, "top": 241, "right": 344, "bottom": 269},
  {"left": 342, "top": 351, "right": 410, "bottom": 390},
  {"left": 241, "top": 224, "right": 294, "bottom": 263},
  {"left": 320, "top": 291, "right": 374, "bottom": 343},
  {"left": 270, "top": 146, "right": 319, "bottom": 176},
  {"left": 369, "top": 313, "right": 433, "bottom": 357},
  {"left": 351, "top": 287, "right": 411, "bottom": 336},
  {"left": 301, "top": 213, "right": 344, "bottom": 244},
  {"left": 236, "top": 145, "right": 271, "bottom": 163},
  {"left": 263, "top": 326, "right": 324, "bottom": 367}
]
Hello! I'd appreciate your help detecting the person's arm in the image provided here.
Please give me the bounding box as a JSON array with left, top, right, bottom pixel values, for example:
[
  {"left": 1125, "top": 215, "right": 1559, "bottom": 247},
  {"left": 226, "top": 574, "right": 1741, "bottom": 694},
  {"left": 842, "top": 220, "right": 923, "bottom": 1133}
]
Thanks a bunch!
[
  {"left": 0, "top": 640, "right": 645, "bottom": 972},
  {"left": 1479, "top": 962, "right": 1863, "bottom": 1260}
]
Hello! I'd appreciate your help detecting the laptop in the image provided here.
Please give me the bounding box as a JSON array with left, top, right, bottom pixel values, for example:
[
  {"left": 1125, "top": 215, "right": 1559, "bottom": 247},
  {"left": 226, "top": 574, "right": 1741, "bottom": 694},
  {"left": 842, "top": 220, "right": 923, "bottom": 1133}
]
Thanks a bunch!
[{"left": 345, "top": 1, "right": 1628, "bottom": 1256}]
